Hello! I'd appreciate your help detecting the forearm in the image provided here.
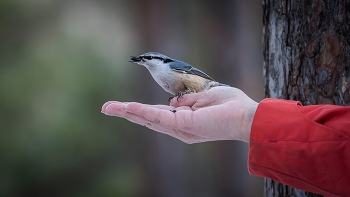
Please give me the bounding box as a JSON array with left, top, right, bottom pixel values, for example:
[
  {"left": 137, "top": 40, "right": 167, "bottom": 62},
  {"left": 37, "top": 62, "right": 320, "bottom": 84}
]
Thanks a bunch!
[{"left": 248, "top": 99, "right": 350, "bottom": 197}]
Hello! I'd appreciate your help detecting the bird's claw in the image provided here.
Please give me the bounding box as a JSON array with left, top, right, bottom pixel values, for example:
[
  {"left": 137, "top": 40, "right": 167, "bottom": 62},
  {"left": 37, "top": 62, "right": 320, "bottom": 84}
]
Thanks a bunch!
[
  {"left": 168, "top": 89, "right": 191, "bottom": 102},
  {"left": 176, "top": 89, "right": 191, "bottom": 101}
]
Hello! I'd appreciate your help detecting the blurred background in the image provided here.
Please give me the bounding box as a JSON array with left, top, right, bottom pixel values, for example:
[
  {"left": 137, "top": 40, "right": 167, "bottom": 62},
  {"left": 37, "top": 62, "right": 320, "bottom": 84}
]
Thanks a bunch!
[{"left": 0, "top": 0, "right": 264, "bottom": 196}]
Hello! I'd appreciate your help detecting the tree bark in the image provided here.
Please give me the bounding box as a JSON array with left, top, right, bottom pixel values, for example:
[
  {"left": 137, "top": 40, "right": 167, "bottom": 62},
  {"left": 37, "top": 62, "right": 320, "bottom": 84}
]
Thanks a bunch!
[{"left": 262, "top": 0, "right": 350, "bottom": 196}]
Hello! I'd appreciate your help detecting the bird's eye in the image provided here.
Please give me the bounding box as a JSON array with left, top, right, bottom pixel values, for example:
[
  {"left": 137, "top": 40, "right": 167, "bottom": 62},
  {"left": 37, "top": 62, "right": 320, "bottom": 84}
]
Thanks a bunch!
[
  {"left": 143, "top": 56, "right": 153, "bottom": 60},
  {"left": 163, "top": 58, "right": 173, "bottom": 63}
]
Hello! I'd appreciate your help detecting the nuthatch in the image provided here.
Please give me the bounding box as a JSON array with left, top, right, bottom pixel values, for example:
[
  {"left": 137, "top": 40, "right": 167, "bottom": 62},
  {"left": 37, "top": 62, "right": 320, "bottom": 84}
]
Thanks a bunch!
[{"left": 130, "top": 52, "right": 229, "bottom": 100}]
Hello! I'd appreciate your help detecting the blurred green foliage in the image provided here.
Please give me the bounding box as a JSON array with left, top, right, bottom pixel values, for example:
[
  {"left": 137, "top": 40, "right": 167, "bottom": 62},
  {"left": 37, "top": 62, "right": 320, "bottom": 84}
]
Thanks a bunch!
[{"left": 0, "top": 1, "right": 139, "bottom": 196}]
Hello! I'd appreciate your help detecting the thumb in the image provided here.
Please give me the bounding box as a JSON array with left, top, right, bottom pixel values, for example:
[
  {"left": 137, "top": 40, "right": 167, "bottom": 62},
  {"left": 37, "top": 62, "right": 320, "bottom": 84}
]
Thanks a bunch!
[{"left": 170, "top": 92, "right": 204, "bottom": 108}]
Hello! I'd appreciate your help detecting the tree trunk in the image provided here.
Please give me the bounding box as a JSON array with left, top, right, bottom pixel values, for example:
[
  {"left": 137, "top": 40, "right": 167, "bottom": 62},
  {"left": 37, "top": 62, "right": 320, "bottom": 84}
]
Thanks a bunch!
[{"left": 262, "top": 0, "right": 350, "bottom": 196}]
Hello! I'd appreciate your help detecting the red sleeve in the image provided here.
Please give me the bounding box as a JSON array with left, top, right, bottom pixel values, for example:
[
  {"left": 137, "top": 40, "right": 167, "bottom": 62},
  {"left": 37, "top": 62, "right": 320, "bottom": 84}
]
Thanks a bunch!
[{"left": 248, "top": 98, "right": 350, "bottom": 197}]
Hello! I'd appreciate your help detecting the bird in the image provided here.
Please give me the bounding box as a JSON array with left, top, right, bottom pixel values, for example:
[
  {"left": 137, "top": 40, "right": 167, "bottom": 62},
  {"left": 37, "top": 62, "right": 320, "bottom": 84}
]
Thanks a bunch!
[{"left": 130, "top": 52, "right": 229, "bottom": 101}]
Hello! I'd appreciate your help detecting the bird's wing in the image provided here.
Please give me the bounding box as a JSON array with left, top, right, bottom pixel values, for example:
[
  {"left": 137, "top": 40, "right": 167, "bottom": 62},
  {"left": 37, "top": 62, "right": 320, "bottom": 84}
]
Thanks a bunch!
[{"left": 169, "top": 61, "right": 214, "bottom": 81}]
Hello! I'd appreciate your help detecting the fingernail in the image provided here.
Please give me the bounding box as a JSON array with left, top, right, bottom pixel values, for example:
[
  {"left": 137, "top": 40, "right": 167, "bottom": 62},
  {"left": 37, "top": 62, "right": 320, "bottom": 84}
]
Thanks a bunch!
[
  {"left": 101, "top": 101, "right": 116, "bottom": 112},
  {"left": 103, "top": 103, "right": 123, "bottom": 116}
]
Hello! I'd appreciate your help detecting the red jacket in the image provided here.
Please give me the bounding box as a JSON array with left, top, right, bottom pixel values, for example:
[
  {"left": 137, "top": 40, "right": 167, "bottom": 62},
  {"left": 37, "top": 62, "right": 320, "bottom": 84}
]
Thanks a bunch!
[{"left": 249, "top": 99, "right": 350, "bottom": 197}]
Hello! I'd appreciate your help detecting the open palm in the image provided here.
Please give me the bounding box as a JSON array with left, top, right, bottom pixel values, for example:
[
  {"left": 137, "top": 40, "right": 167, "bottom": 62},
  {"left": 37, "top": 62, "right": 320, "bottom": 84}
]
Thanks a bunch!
[{"left": 102, "top": 86, "right": 258, "bottom": 144}]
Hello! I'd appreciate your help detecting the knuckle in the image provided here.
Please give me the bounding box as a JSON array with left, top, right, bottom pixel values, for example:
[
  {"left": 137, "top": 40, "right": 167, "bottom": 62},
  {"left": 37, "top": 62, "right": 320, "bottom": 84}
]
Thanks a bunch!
[{"left": 153, "top": 118, "right": 161, "bottom": 124}]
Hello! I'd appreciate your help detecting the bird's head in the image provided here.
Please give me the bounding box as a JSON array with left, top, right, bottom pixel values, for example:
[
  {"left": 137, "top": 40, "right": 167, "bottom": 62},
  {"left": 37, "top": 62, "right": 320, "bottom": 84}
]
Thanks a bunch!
[{"left": 130, "top": 52, "right": 174, "bottom": 68}]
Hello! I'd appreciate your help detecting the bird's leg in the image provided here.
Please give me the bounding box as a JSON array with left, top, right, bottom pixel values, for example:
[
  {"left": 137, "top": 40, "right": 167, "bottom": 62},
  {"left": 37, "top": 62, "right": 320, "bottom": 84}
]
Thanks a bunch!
[
  {"left": 175, "top": 89, "right": 191, "bottom": 101},
  {"left": 168, "top": 89, "right": 191, "bottom": 102}
]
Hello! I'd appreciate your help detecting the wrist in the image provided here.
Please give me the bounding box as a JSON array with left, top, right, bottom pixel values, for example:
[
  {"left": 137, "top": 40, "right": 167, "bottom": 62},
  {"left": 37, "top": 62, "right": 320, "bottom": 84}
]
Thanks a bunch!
[{"left": 241, "top": 100, "right": 259, "bottom": 143}]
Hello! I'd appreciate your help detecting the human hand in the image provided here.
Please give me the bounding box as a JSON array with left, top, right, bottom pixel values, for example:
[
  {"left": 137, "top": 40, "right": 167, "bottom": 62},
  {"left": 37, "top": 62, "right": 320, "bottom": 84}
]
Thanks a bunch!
[{"left": 101, "top": 86, "right": 258, "bottom": 144}]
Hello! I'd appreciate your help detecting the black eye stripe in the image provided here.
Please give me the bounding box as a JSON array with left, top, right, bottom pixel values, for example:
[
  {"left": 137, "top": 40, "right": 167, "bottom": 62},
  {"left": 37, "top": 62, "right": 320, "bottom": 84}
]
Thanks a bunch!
[
  {"left": 142, "top": 56, "right": 166, "bottom": 61},
  {"left": 142, "top": 56, "right": 153, "bottom": 60},
  {"left": 163, "top": 58, "right": 173, "bottom": 63},
  {"left": 140, "top": 55, "right": 173, "bottom": 63},
  {"left": 153, "top": 57, "right": 163, "bottom": 61}
]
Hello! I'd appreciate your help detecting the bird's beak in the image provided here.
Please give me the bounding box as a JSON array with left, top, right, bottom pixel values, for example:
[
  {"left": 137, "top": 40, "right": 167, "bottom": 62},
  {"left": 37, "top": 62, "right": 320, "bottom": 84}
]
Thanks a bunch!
[{"left": 129, "top": 56, "right": 143, "bottom": 62}]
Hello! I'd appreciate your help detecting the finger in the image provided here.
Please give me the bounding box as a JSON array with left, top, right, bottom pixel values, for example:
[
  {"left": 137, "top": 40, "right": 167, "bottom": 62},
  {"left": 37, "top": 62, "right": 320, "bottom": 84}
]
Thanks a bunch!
[
  {"left": 123, "top": 110, "right": 201, "bottom": 143},
  {"left": 126, "top": 102, "right": 174, "bottom": 123},
  {"left": 152, "top": 105, "right": 175, "bottom": 111},
  {"left": 169, "top": 92, "right": 204, "bottom": 108},
  {"left": 102, "top": 101, "right": 120, "bottom": 112},
  {"left": 103, "top": 102, "right": 176, "bottom": 133},
  {"left": 141, "top": 121, "right": 205, "bottom": 144},
  {"left": 102, "top": 102, "right": 204, "bottom": 144},
  {"left": 173, "top": 106, "right": 193, "bottom": 111},
  {"left": 102, "top": 101, "right": 173, "bottom": 114},
  {"left": 122, "top": 105, "right": 172, "bottom": 125},
  {"left": 102, "top": 102, "right": 201, "bottom": 137},
  {"left": 102, "top": 101, "right": 183, "bottom": 126},
  {"left": 127, "top": 102, "right": 194, "bottom": 129},
  {"left": 105, "top": 104, "right": 202, "bottom": 143},
  {"left": 126, "top": 102, "right": 200, "bottom": 131},
  {"left": 102, "top": 101, "right": 128, "bottom": 117},
  {"left": 154, "top": 105, "right": 193, "bottom": 112}
]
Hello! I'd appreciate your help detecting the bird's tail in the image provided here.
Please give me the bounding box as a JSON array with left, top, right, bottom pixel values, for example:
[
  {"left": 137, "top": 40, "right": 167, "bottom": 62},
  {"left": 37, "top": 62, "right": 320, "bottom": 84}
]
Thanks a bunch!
[
  {"left": 209, "top": 81, "right": 230, "bottom": 89},
  {"left": 217, "top": 82, "right": 230, "bottom": 87}
]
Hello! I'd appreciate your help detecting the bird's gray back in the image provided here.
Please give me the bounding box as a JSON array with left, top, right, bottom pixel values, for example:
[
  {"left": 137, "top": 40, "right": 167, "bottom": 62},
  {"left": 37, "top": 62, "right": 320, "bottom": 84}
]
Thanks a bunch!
[{"left": 169, "top": 61, "right": 214, "bottom": 81}]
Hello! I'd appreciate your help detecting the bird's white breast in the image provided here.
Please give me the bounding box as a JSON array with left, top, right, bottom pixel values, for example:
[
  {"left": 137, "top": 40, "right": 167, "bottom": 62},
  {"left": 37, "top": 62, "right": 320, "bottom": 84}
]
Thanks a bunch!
[{"left": 146, "top": 65, "right": 177, "bottom": 94}]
